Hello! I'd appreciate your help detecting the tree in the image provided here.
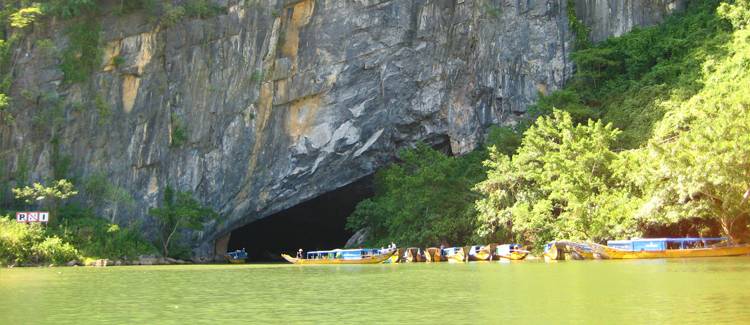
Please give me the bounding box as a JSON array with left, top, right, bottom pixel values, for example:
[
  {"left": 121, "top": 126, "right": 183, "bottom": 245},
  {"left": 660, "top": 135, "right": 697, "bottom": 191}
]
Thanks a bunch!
[
  {"left": 12, "top": 179, "right": 78, "bottom": 223},
  {"left": 149, "top": 187, "right": 216, "bottom": 257},
  {"left": 640, "top": 3, "right": 750, "bottom": 242},
  {"left": 346, "top": 143, "right": 485, "bottom": 247},
  {"left": 475, "top": 110, "right": 640, "bottom": 248}
]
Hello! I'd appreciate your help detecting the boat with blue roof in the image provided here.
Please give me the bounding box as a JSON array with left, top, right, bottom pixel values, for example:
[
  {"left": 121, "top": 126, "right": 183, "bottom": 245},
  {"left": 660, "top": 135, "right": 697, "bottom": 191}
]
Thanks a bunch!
[
  {"left": 281, "top": 248, "right": 396, "bottom": 264},
  {"left": 588, "top": 237, "right": 750, "bottom": 259},
  {"left": 225, "top": 248, "right": 248, "bottom": 264},
  {"left": 492, "top": 244, "right": 529, "bottom": 260}
]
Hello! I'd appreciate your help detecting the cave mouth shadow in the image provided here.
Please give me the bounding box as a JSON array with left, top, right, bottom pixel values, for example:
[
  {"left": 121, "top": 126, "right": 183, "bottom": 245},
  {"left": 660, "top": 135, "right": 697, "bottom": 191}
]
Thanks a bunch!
[{"left": 227, "top": 176, "right": 374, "bottom": 262}]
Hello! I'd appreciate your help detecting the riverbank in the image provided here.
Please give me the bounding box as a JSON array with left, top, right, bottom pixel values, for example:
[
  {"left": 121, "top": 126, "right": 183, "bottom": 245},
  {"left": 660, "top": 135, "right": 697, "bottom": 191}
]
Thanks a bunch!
[{"left": 2, "top": 255, "right": 194, "bottom": 268}]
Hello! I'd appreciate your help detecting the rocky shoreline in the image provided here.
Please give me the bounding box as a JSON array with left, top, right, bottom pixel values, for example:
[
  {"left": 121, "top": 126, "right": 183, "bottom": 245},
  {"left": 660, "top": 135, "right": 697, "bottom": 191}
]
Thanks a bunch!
[{"left": 4, "top": 255, "right": 203, "bottom": 268}]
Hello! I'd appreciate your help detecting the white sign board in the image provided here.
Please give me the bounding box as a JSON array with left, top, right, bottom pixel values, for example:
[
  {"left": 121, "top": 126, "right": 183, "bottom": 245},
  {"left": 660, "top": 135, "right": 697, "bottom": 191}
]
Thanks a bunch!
[{"left": 16, "top": 211, "right": 49, "bottom": 223}]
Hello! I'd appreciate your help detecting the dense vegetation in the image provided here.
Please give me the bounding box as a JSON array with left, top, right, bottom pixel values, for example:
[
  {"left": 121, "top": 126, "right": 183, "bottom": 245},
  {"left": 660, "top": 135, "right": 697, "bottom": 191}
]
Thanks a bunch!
[
  {"left": 0, "top": 1, "right": 224, "bottom": 265},
  {"left": 348, "top": 0, "right": 750, "bottom": 250}
]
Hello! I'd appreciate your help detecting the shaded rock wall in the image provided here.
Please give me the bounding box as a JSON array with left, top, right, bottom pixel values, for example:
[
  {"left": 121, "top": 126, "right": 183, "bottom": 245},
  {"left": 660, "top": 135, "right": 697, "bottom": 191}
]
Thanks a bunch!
[{"left": 0, "top": 0, "right": 682, "bottom": 257}]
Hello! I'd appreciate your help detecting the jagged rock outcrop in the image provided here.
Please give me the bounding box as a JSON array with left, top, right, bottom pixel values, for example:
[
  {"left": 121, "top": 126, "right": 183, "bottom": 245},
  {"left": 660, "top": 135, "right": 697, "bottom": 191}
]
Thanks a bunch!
[{"left": 0, "top": 0, "right": 683, "bottom": 257}]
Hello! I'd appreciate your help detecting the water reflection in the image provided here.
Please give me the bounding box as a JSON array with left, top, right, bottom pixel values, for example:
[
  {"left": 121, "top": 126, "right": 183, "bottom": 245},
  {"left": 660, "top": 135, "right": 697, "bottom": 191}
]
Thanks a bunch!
[{"left": 1, "top": 258, "right": 750, "bottom": 324}]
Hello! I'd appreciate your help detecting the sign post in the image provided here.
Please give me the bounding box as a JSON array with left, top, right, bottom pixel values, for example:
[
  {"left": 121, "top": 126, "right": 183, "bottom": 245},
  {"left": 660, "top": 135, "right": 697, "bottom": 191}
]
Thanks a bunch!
[{"left": 16, "top": 211, "right": 49, "bottom": 224}]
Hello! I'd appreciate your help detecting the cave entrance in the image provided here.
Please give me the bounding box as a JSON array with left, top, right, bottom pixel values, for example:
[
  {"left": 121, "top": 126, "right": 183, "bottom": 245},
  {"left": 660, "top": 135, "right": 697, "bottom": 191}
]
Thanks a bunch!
[{"left": 227, "top": 176, "right": 374, "bottom": 262}]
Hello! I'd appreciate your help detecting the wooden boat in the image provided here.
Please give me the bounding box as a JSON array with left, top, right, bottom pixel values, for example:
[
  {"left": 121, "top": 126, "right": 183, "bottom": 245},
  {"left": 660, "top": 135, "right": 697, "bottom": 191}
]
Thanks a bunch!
[
  {"left": 588, "top": 237, "right": 750, "bottom": 259},
  {"left": 385, "top": 248, "right": 403, "bottom": 264},
  {"left": 492, "top": 244, "right": 529, "bottom": 260},
  {"left": 281, "top": 248, "right": 396, "bottom": 265},
  {"left": 443, "top": 246, "right": 469, "bottom": 263},
  {"left": 468, "top": 245, "right": 492, "bottom": 261},
  {"left": 404, "top": 247, "right": 425, "bottom": 262},
  {"left": 225, "top": 248, "right": 248, "bottom": 264},
  {"left": 544, "top": 241, "right": 593, "bottom": 260},
  {"left": 424, "top": 247, "right": 445, "bottom": 262}
]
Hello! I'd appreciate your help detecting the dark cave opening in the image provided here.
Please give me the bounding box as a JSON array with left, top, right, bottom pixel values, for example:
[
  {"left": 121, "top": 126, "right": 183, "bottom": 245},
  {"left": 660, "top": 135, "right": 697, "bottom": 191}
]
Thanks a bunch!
[{"left": 227, "top": 176, "right": 374, "bottom": 262}]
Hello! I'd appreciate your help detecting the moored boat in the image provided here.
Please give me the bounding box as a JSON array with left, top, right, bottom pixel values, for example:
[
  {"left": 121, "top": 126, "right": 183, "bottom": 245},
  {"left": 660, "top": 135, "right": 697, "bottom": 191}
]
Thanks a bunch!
[
  {"left": 493, "top": 244, "right": 529, "bottom": 260},
  {"left": 281, "top": 248, "right": 396, "bottom": 265},
  {"left": 544, "top": 241, "right": 593, "bottom": 260},
  {"left": 443, "top": 246, "right": 469, "bottom": 263},
  {"left": 225, "top": 248, "right": 248, "bottom": 264},
  {"left": 385, "top": 248, "right": 403, "bottom": 264},
  {"left": 424, "top": 247, "right": 445, "bottom": 262},
  {"left": 404, "top": 247, "right": 425, "bottom": 262},
  {"left": 466, "top": 245, "right": 492, "bottom": 261},
  {"left": 589, "top": 237, "right": 750, "bottom": 259}
]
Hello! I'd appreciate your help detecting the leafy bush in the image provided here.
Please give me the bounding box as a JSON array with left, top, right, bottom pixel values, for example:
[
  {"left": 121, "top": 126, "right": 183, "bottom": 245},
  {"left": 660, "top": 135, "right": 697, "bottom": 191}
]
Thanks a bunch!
[
  {"left": 0, "top": 216, "right": 79, "bottom": 265},
  {"left": 33, "top": 236, "right": 78, "bottom": 264},
  {"left": 60, "top": 18, "right": 102, "bottom": 83},
  {"left": 149, "top": 187, "right": 216, "bottom": 257},
  {"left": 52, "top": 205, "right": 157, "bottom": 260},
  {"left": 347, "top": 143, "right": 487, "bottom": 247}
]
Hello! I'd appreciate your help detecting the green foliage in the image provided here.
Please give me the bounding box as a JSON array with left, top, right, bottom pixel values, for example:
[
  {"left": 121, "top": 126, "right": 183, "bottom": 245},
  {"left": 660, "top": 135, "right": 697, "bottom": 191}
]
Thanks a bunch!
[
  {"left": 161, "top": 2, "right": 186, "bottom": 27},
  {"left": 535, "top": 1, "right": 730, "bottom": 149},
  {"left": 0, "top": 216, "right": 79, "bottom": 265},
  {"left": 473, "top": 0, "right": 750, "bottom": 247},
  {"left": 35, "top": 38, "right": 57, "bottom": 58},
  {"left": 94, "top": 94, "right": 111, "bottom": 125},
  {"left": 60, "top": 18, "right": 102, "bottom": 83},
  {"left": 636, "top": 3, "right": 750, "bottom": 241},
  {"left": 52, "top": 204, "right": 156, "bottom": 259},
  {"left": 718, "top": 0, "right": 750, "bottom": 28},
  {"left": 0, "top": 93, "right": 7, "bottom": 111},
  {"left": 43, "top": 0, "right": 98, "bottom": 19},
  {"left": 249, "top": 70, "right": 264, "bottom": 84},
  {"left": 33, "top": 236, "right": 79, "bottom": 264},
  {"left": 481, "top": 0, "right": 502, "bottom": 19},
  {"left": 50, "top": 137, "right": 72, "bottom": 180},
  {"left": 111, "top": 55, "right": 125, "bottom": 68},
  {"left": 170, "top": 112, "right": 188, "bottom": 147},
  {"left": 475, "top": 111, "right": 639, "bottom": 248},
  {"left": 485, "top": 125, "right": 522, "bottom": 156},
  {"left": 9, "top": 4, "right": 43, "bottom": 29},
  {"left": 347, "top": 143, "right": 486, "bottom": 247},
  {"left": 149, "top": 187, "right": 216, "bottom": 257},
  {"left": 567, "top": 0, "right": 591, "bottom": 49},
  {"left": 13, "top": 179, "right": 78, "bottom": 223},
  {"left": 184, "top": 0, "right": 224, "bottom": 19},
  {"left": 82, "top": 172, "right": 135, "bottom": 220}
]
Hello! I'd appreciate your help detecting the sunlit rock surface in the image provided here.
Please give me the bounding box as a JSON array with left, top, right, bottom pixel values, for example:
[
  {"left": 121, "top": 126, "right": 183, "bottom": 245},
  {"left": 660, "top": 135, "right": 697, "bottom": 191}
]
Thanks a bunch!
[{"left": 0, "top": 0, "right": 683, "bottom": 257}]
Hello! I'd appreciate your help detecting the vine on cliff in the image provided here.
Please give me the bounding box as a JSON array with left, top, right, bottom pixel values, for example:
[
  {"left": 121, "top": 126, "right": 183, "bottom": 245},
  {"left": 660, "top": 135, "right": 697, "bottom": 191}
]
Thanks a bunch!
[{"left": 567, "top": 0, "right": 591, "bottom": 49}]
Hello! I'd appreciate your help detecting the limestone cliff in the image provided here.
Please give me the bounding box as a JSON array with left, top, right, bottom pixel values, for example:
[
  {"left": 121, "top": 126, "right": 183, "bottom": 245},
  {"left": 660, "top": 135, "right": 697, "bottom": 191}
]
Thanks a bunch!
[{"left": 0, "top": 0, "right": 684, "bottom": 257}]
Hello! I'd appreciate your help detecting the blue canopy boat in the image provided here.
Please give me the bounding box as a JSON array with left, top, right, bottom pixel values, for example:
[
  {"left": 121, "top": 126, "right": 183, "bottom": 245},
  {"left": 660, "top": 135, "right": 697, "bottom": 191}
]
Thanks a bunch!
[
  {"left": 589, "top": 237, "right": 750, "bottom": 259},
  {"left": 281, "top": 248, "right": 395, "bottom": 264},
  {"left": 225, "top": 248, "right": 248, "bottom": 264}
]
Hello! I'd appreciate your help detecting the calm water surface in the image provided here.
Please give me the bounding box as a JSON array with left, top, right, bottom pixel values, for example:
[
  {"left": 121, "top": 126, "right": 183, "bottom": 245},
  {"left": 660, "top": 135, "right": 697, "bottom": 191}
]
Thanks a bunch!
[{"left": 2, "top": 257, "right": 750, "bottom": 324}]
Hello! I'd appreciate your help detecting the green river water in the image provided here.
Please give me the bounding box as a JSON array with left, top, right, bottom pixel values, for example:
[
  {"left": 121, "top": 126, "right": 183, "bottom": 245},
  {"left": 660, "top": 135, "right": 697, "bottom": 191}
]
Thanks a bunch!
[{"left": 2, "top": 257, "right": 750, "bottom": 324}]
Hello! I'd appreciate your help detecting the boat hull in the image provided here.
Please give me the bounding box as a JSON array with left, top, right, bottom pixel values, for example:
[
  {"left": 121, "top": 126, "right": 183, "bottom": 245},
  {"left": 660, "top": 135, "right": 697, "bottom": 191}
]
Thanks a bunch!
[
  {"left": 404, "top": 248, "right": 425, "bottom": 262},
  {"left": 589, "top": 242, "right": 750, "bottom": 259},
  {"left": 281, "top": 250, "right": 396, "bottom": 265},
  {"left": 447, "top": 247, "right": 470, "bottom": 263},
  {"left": 227, "top": 258, "right": 246, "bottom": 264},
  {"left": 495, "top": 251, "right": 528, "bottom": 261},
  {"left": 424, "top": 248, "right": 445, "bottom": 262}
]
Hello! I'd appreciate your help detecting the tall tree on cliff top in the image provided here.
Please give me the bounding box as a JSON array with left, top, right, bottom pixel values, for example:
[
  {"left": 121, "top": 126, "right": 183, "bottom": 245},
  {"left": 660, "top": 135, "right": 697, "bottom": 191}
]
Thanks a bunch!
[{"left": 149, "top": 187, "right": 216, "bottom": 257}]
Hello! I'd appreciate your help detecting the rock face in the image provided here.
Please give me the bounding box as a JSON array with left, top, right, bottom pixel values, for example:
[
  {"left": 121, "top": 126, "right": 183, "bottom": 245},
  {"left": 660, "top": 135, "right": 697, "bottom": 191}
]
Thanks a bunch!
[{"left": 0, "top": 0, "right": 683, "bottom": 257}]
